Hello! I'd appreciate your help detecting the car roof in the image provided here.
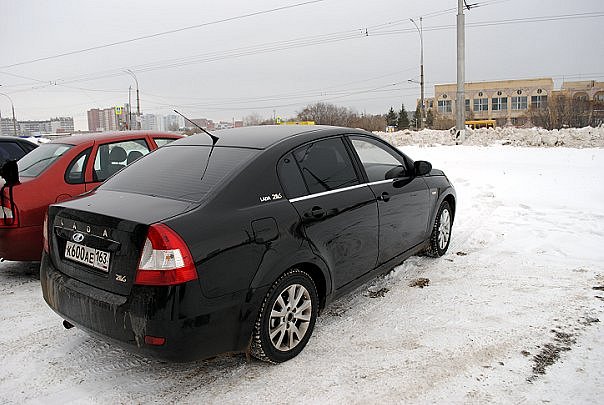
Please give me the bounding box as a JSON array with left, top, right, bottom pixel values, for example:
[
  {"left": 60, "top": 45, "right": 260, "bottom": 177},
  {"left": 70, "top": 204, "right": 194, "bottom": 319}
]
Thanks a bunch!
[
  {"left": 175, "top": 125, "right": 368, "bottom": 149},
  {"left": 0, "top": 136, "right": 37, "bottom": 145},
  {"left": 48, "top": 130, "right": 182, "bottom": 146}
]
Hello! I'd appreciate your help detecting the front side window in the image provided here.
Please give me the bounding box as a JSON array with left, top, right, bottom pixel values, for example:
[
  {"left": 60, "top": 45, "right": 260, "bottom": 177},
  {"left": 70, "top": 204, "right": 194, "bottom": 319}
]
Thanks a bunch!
[
  {"left": 93, "top": 139, "right": 150, "bottom": 182},
  {"left": 511, "top": 96, "right": 528, "bottom": 110},
  {"left": 293, "top": 138, "right": 358, "bottom": 194},
  {"left": 465, "top": 99, "right": 470, "bottom": 112},
  {"left": 473, "top": 98, "right": 488, "bottom": 111},
  {"left": 492, "top": 97, "right": 508, "bottom": 111},
  {"left": 350, "top": 136, "right": 407, "bottom": 182},
  {"left": 17, "top": 143, "right": 73, "bottom": 177}
]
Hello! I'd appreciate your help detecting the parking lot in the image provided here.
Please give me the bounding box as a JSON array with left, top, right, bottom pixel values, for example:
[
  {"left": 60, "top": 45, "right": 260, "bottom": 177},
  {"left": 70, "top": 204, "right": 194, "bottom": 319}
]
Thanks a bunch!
[{"left": 1, "top": 145, "right": 603, "bottom": 404}]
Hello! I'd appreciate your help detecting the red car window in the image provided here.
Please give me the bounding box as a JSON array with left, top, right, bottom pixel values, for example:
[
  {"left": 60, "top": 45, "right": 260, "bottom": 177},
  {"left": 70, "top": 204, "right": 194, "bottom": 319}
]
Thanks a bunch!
[
  {"left": 65, "top": 148, "right": 92, "bottom": 184},
  {"left": 17, "top": 143, "right": 73, "bottom": 177},
  {"left": 93, "top": 139, "right": 150, "bottom": 182}
]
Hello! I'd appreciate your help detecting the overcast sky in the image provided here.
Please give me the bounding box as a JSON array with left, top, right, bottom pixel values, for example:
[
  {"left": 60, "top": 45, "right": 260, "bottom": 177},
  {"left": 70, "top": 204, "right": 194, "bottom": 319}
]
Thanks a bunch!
[{"left": 1, "top": 0, "right": 602, "bottom": 130}]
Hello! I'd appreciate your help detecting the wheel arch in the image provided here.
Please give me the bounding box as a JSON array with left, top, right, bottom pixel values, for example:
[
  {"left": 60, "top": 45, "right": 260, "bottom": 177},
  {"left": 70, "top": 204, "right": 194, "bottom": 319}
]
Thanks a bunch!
[
  {"left": 443, "top": 193, "right": 456, "bottom": 222},
  {"left": 294, "top": 262, "right": 328, "bottom": 311},
  {"left": 249, "top": 246, "right": 332, "bottom": 311}
]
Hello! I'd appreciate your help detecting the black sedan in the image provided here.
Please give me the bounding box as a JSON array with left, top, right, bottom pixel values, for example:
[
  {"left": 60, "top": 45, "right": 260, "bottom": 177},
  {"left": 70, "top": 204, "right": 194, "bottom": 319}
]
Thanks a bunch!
[{"left": 41, "top": 125, "right": 456, "bottom": 363}]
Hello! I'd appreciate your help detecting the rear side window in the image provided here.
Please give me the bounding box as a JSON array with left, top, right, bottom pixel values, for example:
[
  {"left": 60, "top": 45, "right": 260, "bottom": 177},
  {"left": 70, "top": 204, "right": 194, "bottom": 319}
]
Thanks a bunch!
[
  {"left": 65, "top": 148, "right": 91, "bottom": 184},
  {"left": 17, "top": 143, "right": 73, "bottom": 177},
  {"left": 153, "top": 138, "right": 178, "bottom": 147},
  {"left": 93, "top": 139, "right": 150, "bottom": 182},
  {"left": 20, "top": 141, "right": 37, "bottom": 153},
  {"left": 100, "top": 145, "right": 257, "bottom": 202},
  {"left": 277, "top": 152, "right": 307, "bottom": 199},
  {"left": 293, "top": 138, "right": 359, "bottom": 194}
]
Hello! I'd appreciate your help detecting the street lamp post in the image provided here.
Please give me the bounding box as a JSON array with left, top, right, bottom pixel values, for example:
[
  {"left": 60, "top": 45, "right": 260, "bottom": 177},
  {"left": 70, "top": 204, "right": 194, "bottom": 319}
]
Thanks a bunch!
[
  {"left": 128, "top": 85, "right": 132, "bottom": 130},
  {"left": 125, "top": 70, "right": 141, "bottom": 130},
  {"left": 410, "top": 17, "right": 424, "bottom": 129},
  {"left": 0, "top": 90, "right": 18, "bottom": 137}
]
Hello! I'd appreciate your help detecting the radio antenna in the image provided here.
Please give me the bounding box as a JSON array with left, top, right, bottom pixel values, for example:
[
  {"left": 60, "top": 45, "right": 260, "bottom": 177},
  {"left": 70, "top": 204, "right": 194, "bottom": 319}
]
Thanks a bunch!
[{"left": 173, "top": 109, "right": 220, "bottom": 181}]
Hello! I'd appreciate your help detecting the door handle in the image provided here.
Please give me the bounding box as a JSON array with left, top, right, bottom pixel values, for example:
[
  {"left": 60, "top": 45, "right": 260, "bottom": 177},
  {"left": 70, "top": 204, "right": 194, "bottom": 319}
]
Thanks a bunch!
[
  {"left": 379, "top": 192, "right": 390, "bottom": 202},
  {"left": 305, "top": 206, "right": 326, "bottom": 219}
]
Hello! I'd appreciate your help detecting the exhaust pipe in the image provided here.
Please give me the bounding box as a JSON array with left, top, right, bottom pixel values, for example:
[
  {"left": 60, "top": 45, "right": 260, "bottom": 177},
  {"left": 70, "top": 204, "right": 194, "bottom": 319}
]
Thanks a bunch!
[{"left": 63, "top": 320, "right": 74, "bottom": 329}]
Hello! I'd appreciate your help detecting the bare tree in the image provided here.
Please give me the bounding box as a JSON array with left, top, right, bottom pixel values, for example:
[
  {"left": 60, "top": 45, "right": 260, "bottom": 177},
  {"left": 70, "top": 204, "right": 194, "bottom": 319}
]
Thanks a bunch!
[
  {"left": 350, "top": 114, "right": 387, "bottom": 132},
  {"left": 243, "top": 113, "right": 267, "bottom": 126},
  {"left": 530, "top": 94, "right": 593, "bottom": 129},
  {"left": 296, "top": 102, "right": 357, "bottom": 126}
]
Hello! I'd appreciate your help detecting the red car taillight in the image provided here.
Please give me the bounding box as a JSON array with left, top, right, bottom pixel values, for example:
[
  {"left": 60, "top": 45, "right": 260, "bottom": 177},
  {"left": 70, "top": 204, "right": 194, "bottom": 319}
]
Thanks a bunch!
[
  {"left": 43, "top": 212, "right": 49, "bottom": 253},
  {"left": 134, "top": 223, "right": 197, "bottom": 286}
]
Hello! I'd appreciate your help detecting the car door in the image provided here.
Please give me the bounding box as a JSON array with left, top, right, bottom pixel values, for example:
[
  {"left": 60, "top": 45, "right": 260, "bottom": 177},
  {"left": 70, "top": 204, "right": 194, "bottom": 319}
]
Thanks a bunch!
[
  {"left": 283, "top": 137, "right": 379, "bottom": 289},
  {"left": 55, "top": 147, "right": 92, "bottom": 202},
  {"left": 348, "top": 135, "right": 430, "bottom": 265}
]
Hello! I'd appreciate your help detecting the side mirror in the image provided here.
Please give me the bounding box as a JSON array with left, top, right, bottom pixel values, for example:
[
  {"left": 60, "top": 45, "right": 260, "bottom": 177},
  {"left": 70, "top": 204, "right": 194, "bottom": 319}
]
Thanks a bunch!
[
  {"left": 413, "top": 160, "right": 432, "bottom": 177},
  {"left": 0, "top": 160, "right": 20, "bottom": 186},
  {"left": 384, "top": 165, "right": 406, "bottom": 180}
]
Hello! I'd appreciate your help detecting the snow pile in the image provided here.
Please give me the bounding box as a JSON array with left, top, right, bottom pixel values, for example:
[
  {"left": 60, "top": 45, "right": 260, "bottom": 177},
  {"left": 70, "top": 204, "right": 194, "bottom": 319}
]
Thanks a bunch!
[{"left": 376, "top": 125, "right": 604, "bottom": 148}]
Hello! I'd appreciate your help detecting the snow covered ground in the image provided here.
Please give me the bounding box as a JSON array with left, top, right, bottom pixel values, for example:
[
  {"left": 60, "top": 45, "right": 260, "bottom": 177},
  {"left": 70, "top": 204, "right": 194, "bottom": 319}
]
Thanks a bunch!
[{"left": 1, "top": 130, "right": 603, "bottom": 404}]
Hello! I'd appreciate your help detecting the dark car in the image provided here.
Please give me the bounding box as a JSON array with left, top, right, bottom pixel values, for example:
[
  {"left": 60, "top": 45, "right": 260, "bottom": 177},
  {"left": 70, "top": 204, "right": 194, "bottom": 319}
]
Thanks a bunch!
[
  {"left": 40, "top": 125, "right": 455, "bottom": 363},
  {"left": 0, "top": 136, "right": 38, "bottom": 166},
  {"left": 0, "top": 131, "right": 182, "bottom": 261}
]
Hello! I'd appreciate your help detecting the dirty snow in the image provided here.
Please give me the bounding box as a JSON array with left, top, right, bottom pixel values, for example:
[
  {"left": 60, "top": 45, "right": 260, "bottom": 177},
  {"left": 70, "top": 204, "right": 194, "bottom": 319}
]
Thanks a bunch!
[
  {"left": 1, "top": 128, "right": 603, "bottom": 404},
  {"left": 377, "top": 125, "right": 604, "bottom": 148}
]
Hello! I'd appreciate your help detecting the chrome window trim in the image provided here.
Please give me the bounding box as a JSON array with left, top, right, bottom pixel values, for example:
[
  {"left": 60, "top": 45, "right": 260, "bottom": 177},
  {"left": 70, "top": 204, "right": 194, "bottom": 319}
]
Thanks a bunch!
[{"left": 289, "top": 179, "right": 394, "bottom": 203}]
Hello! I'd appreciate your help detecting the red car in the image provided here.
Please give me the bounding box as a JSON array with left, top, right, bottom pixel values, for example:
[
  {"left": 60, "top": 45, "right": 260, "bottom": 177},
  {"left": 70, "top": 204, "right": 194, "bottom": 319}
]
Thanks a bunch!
[{"left": 0, "top": 131, "right": 182, "bottom": 261}]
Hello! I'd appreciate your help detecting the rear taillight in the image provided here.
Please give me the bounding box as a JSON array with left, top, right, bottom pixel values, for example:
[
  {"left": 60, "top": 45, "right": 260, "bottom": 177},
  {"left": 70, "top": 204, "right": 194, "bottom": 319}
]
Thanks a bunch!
[
  {"left": 134, "top": 223, "right": 197, "bottom": 286},
  {"left": 0, "top": 204, "right": 18, "bottom": 228},
  {"left": 144, "top": 335, "right": 166, "bottom": 346},
  {"left": 43, "top": 212, "right": 49, "bottom": 253}
]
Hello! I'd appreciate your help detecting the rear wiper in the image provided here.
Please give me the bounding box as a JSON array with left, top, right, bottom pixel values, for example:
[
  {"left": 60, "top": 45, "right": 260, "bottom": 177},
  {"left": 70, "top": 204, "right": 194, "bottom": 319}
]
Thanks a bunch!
[{"left": 173, "top": 109, "right": 220, "bottom": 181}]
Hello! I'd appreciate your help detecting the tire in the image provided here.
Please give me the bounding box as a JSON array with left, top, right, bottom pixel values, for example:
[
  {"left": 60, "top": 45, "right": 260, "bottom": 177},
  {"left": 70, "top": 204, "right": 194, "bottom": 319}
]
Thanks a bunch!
[
  {"left": 251, "top": 269, "right": 319, "bottom": 363},
  {"left": 425, "top": 201, "right": 453, "bottom": 257}
]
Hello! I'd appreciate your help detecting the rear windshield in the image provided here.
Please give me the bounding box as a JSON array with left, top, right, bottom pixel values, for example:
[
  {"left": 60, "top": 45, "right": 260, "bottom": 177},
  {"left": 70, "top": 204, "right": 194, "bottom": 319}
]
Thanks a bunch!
[
  {"left": 17, "top": 143, "right": 73, "bottom": 177},
  {"left": 100, "top": 145, "right": 257, "bottom": 202}
]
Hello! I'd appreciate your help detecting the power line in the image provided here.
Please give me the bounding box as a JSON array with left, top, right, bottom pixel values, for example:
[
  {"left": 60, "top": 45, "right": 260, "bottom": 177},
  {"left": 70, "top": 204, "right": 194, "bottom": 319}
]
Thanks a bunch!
[
  {"left": 7, "top": 9, "right": 601, "bottom": 95},
  {"left": 0, "top": 3, "right": 488, "bottom": 89},
  {"left": 3, "top": 6, "right": 602, "bottom": 120},
  {"left": 0, "top": 0, "right": 326, "bottom": 69},
  {"left": 373, "top": 12, "right": 604, "bottom": 36}
]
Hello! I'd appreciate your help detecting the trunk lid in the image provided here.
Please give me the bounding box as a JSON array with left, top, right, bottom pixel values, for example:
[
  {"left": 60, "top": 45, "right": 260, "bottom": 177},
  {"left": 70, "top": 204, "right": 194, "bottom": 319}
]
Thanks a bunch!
[{"left": 48, "top": 189, "right": 196, "bottom": 296}]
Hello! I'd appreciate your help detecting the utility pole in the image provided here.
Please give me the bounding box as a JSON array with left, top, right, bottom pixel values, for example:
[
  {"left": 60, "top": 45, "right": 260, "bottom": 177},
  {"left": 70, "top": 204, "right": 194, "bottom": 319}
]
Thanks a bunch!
[
  {"left": 456, "top": 0, "right": 466, "bottom": 144},
  {"left": 126, "top": 70, "right": 140, "bottom": 129},
  {"left": 410, "top": 17, "right": 424, "bottom": 129},
  {"left": 0, "top": 90, "right": 18, "bottom": 137},
  {"left": 128, "top": 86, "right": 132, "bottom": 130}
]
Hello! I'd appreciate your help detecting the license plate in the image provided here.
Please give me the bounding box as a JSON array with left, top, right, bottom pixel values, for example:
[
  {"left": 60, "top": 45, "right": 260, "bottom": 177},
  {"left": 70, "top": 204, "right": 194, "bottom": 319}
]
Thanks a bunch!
[{"left": 65, "top": 241, "right": 110, "bottom": 272}]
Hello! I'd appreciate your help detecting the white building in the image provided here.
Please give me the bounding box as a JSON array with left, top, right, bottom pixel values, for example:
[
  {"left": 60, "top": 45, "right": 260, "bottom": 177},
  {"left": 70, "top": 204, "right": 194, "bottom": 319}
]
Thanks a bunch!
[{"left": 141, "top": 114, "right": 160, "bottom": 131}]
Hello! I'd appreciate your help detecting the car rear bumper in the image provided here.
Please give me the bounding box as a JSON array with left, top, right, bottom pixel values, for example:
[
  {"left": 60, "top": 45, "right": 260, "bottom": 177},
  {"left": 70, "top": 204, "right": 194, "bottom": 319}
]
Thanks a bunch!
[
  {"left": 0, "top": 225, "right": 43, "bottom": 261},
  {"left": 40, "top": 252, "right": 264, "bottom": 362}
]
